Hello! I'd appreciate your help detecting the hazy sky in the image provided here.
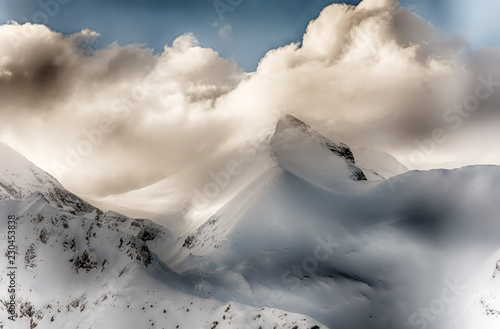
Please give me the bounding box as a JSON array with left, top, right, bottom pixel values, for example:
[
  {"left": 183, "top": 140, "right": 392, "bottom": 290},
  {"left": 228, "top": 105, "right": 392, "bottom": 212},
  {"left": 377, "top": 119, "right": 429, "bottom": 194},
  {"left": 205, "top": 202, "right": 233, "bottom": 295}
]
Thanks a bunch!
[
  {"left": 2, "top": 0, "right": 356, "bottom": 71},
  {"left": 2, "top": 0, "right": 499, "bottom": 71},
  {"left": 1, "top": 0, "right": 500, "bottom": 197}
]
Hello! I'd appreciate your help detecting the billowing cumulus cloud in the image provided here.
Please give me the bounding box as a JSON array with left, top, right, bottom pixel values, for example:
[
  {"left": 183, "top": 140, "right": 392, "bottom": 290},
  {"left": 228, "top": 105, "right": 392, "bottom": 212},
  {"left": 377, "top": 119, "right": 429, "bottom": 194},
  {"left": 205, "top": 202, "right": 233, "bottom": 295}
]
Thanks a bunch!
[
  {"left": 0, "top": 24, "right": 246, "bottom": 195},
  {"left": 227, "top": 0, "right": 462, "bottom": 143},
  {"left": 1, "top": 0, "right": 500, "bottom": 197}
]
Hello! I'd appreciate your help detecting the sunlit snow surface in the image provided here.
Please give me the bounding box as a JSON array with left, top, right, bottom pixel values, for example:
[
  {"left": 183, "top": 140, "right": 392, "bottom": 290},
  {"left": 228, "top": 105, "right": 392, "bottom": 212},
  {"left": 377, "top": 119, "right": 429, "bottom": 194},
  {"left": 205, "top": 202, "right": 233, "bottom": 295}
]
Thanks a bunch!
[{"left": 1, "top": 115, "right": 500, "bottom": 328}]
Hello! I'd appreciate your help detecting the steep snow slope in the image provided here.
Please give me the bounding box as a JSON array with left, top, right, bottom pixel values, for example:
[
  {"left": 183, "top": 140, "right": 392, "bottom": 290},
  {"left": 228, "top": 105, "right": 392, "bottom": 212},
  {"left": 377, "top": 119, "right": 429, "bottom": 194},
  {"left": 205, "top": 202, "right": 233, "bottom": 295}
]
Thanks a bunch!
[
  {"left": 0, "top": 143, "right": 325, "bottom": 329},
  {"left": 81, "top": 115, "right": 500, "bottom": 329},
  {"left": 85, "top": 115, "right": 404, "bottom": 233},
  {"left": 271, "top": 114, "right": 367, "bottom": 185},
  {"left": 0, "top": 143, "right": 97, "bottom": 216},
  {"left": 83, "top": 140, "right": 281, "bottom": 236},
  {"left": 3, "top": 112, "right": 500, "bottom": 329},
  {"left": 85, "top": 114, "right": 370, "bottom": 233},
  {"left": 0, "top": 195, "right": 322, "bottom": 329},
  {"left": 160, "top": 116, "right": 500, "bottom": 329},
  {"left": 352, "top": 147, "right": 409, "bottom": 180},
  {"left": 0, "top": 143, "right": 60, "bottom": 200}
]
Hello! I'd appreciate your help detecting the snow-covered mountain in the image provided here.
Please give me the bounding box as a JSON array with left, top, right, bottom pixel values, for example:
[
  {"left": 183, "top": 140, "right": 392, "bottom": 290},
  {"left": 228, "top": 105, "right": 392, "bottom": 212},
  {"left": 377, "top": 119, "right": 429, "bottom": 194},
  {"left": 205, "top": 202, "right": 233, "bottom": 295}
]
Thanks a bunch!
[
  {"left": 160, "top": 115, "right": 500, "bottom": 328},
  {"left": 351, "top": 147, "right": 409, "bottom": 181},
  {"left": 0, "top": 143, "right": 97, "bottom": 216},
  {"left": 83, "top": 114, "right": 374, "bottom": 234},
  {"left": 1, "top": 114, "right": 500, "bottom": 329},
  {"left": 0, "top": 139, "right": 323, "bottom": 329}
]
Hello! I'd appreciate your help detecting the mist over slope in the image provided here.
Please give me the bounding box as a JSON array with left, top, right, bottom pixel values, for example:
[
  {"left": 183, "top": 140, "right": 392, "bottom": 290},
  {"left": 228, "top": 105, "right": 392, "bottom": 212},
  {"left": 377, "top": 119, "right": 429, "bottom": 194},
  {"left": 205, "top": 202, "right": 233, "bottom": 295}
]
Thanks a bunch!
[
  {"left": 2, "top": 115, "right": 498, "bottom": 328},
  {"left": 1, "top": 0, "right": 500, "bottom": 327},
  {"left": 0, "top": 140, "right": 324, "bottom": 329},
  {"left": 158, "top": 114, "right": 500, "bottom": 329}
]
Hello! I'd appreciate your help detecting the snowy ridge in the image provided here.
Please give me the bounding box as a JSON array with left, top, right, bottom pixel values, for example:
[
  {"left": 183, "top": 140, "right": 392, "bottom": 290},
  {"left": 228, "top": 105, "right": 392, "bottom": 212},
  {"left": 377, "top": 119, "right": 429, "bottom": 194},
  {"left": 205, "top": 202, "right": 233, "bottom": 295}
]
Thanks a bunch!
[
  {"left": 272, "top": 114, "right": 367, "bottom": 182},
  {"left": 352, "top": 147, "right": 409, "bottom": 180},
  {"left": 2, "top": 116, "right": 500, "bottom": 328},
  {"left": 78, "top": 115, "right": 500, "bottom": 329},
  {"left": 0, "top": 143, "right": 324, "bottom": 328},
  {"left": 0, "top": 194, "right": 323, "bottom": 328},
  {"left": 0, "top": 143, "right": 97, "bottom": 217},
  {"left": 86, "top": 113, "right": 370, "bottom": 234}
]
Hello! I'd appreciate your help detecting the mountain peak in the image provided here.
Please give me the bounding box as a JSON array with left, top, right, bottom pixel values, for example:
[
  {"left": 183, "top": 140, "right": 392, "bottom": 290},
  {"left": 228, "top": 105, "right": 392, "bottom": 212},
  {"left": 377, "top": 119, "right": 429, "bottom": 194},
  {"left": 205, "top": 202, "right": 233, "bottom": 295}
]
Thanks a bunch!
[
  {"left": 273, "top": 114, "right": 366, "bottom": 181},
  {"left": 276, "top": 113, "right": 311, "bottom": 132},
  {"left": 0, "top": 142, "right": 97, "bottom": 215}
]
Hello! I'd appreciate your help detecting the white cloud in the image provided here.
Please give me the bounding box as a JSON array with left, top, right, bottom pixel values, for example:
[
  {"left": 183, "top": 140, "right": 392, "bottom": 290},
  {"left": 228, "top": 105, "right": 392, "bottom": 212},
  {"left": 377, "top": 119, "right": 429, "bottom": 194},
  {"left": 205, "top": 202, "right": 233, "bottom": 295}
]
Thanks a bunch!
[
  {"left": 1, "top": 0, "right": 500, "bottom": 196},
  {"left": 0, "top": 23, "right": 246, "bottom": 195}
]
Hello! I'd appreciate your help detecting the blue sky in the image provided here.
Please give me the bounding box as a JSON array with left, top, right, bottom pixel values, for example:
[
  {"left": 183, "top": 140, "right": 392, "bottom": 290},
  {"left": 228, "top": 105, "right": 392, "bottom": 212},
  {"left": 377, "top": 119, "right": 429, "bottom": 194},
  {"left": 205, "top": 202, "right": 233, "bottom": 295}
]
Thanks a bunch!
[{"left": 1, "top": 0, "right": 499, "bottom": 71}]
